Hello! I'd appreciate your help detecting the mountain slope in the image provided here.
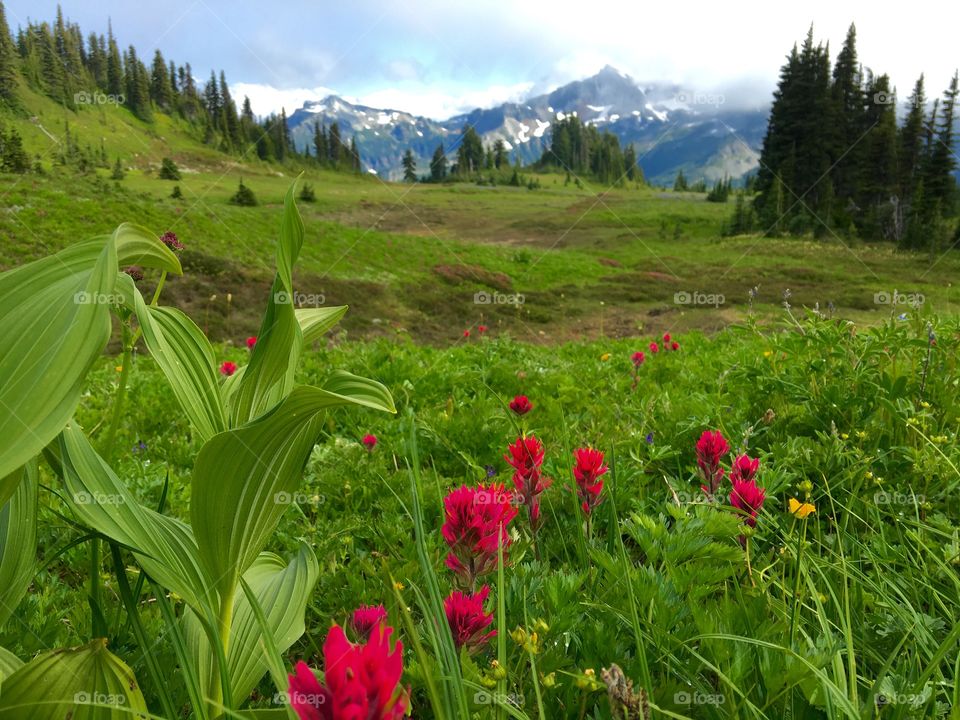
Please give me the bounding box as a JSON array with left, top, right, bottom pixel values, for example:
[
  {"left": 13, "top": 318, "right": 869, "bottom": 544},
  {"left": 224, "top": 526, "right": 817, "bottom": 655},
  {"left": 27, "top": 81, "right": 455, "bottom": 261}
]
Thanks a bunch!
[{"left": 286, "top": 66, "right": 769, "bottom": 184}]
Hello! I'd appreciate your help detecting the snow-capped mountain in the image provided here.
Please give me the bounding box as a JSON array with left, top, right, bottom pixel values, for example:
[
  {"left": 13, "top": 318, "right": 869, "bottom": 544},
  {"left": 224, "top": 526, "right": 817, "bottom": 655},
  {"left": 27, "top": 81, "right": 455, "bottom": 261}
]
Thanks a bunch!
[{"left": 286, "top": 66, "right": 768, "bottom": 184}]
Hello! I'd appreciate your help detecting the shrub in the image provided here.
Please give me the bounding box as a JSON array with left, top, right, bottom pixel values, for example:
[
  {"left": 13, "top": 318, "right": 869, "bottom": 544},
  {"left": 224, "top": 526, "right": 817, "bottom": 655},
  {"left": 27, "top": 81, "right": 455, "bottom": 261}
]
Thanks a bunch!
[
  {"left": 158, "top": 157, "right": 181, "bottom": 180},
  {"left": 229, "top": 178, "right": 258, "bottom": 206}
]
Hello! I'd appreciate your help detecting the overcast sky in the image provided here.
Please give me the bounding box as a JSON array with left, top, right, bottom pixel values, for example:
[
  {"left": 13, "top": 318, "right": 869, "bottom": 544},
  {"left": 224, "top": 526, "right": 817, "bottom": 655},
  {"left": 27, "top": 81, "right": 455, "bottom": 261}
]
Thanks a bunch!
[{"left": 5, "top": 0, "right": 958, "bottom": 119}]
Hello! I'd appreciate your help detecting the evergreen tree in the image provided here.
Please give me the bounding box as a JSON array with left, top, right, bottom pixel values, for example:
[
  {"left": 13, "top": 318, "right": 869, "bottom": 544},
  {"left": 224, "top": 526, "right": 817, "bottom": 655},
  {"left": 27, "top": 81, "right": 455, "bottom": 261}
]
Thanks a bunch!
[
  {"left": 313, "top": 121, "right": 328, "bottom": 166},
  {"left": 456, "top": 126, "right": 484, "bottom": 175},
  {"left": 328, "top": 121, "right": 341, "bottom": 165},
  {"left": 402, "top": 148, "right": 417, "bottom": 182},
  {"left": 105, "top": 22, "right": 122, "bottom": 97},
  {"left": 0, "top": 1, "right": 19, "bottom": 104},
  {"left": 858, "top": 74, "right": 898, "bottom": 239},
  {"left": 673, "top": 169, "right": 688, "bottom": 191},
  {"left": 430, "top": 143, "right": 447, "bottom": 182},
  {"left": 897, "top": 75, "right": 927, "bottom": 247},
  {"left": 149, "top": 49, "right": 173, "bottom": 110},
  {"left": 493, "top": 139, "right": 508, "bottom": 169}
]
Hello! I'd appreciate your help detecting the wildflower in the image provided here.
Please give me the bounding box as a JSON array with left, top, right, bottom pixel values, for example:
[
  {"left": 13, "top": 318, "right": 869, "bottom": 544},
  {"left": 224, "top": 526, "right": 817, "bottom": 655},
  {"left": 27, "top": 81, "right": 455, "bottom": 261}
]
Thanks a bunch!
[
  {"left": 246, "top": 336, "right": 257, "bottom": 349},
  {"left": 788, "top": 498, "right": 816, "bottom": 519},
  {"left": 662, "top": 332, "right": 671, "bottom": 344},
  {"left": 441, "top": 484, "right": 517, "bottom": 589},
  {"left": 219, "top": 361, "right": 237, "bottom": 377},
  {"left": 509, "top": 395, "right": 533, "bottom": 416},
  {"left": 287, "top": 623, "right": 408, "bottom": 720},
  {"left": 132, "top": 440, "right": 147, "bottom": 454},
  {"left": 350, "top": 604, "right": 387, "bottom": 640},
  {"left": 505, "top": 436, "right": 551, "bottom": 528},
  {"left": 159, "top": 231, "right": 183, "bottom": 251},
  {"left": 763, "top": 350, "right": 773, "bottom": 358},
  {"left": 644, "top": 432, "right": 654, "bottom": 445},
  {"left": 393, "top": 581, "right": 405, "bottom": 591},
  {"left": 572, "top": 447, "right": 607, "bottom": 515},
  {"left": 123, "top": 266, "right": 144, "bottom": 281},
  {"left": 478, "top": 325, "right": 487, "bottom": 334},
  {"left": 362, "top": 434, "right": 378, "bottom": 451},
  {"left": 730, "top": 454, "right": 760, "bottom": 484},
  {"left": 463, "top": 330, "right": 470, "bottom": 338},
  {"left": 631, "top": 351, "right": 645, "bottom": 367},
  {"left": 444, "top": 585, "right": 496, "bottom": 653},
  {"left": 484, "top": 464, "right": 497, "bottom": 478},
  {"left": 696, "top": 430, "right": 730, "bottom": 496},
  {"left": 600, "top": 352, "right": 611, "bottom": 361},
  {"left": 730, "top": 477, "right": 766, "bottom": 527},
  {"left": 671, "top": 341, "right": 680, "bottom": 351},
  {"left": 649, "top": 341, "right": 660, "bottom": 354}
]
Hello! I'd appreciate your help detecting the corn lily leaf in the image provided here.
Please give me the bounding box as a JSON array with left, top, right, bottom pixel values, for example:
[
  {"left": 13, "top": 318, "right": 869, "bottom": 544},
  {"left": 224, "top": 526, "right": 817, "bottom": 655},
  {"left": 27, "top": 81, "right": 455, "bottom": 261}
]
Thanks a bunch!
[
  {"left": 0, "top": 224, "right": 180, "bottom": 478},
  {"left": 186, "top": 544, "right": 318, "bottom": 706},
  {"left": 0, "top": 460, "right": 37, "bottom": 628},
  {"left": 0, "top": 638, "right": 147, "bottom": 719}
]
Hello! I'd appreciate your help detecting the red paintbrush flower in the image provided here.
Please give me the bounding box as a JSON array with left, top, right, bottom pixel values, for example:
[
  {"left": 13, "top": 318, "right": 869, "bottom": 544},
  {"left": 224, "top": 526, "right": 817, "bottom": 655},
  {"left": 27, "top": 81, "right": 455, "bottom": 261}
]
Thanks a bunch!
[
  {"left": 649, "top": 341, "right": 659, "bottom": 354},
  {"left": 662, "top": 332, "right": 671, "bottom": 344},
  {"left": 159, "top": 231, "right": 183, "bottom": 251},
  {"left": 441, "top": 484, "right": 517, "bottom": 589},
  {"left": 123, "top": 266, "right": 144, "bottom": 281},
  {"left": 444, "top": 585, "right": 496, "bottom": 653},
  {"left": 509, "top": 395, "right": 533, "bottom": 415},
  {"left": 505, "top": 435, "right": 551, "bottom": 527},
  {"left": 362, "top": 434, "right": 378, "bottom": 451},
  {"left": 671, "top": 341, "right": 680, "bottom": 351},
  {"left": 246, "top": 336, "right": 257, "bottom": 349},
  {"left": 696, "top": 430, "right": 730, "bottom": 496},
  {"left": 730, "top": 476, "right": 766, "bottom": 528},
  {"left": 219, "top": 361, "right": 237, "bottom": 377},
  {"left": 463, "top": 329, "right": 470, "bottom": 338},
  {"left": 350, "top": 604, "right": 387, "bottom": 640},
  {"left": 478, "top": 325, "right": 488, "bottom": 334},
  {"left": 572, "top": 447, "right": 608, "bottom": 515},
  {"left": 287, "top": 623, "right": 409, "bottom": 720},
  {"left": 730, "top": 454, "right": 760, "bottom": 484},
  {"left": 631, "top": 351, "right": 645, "bottom": 367}
]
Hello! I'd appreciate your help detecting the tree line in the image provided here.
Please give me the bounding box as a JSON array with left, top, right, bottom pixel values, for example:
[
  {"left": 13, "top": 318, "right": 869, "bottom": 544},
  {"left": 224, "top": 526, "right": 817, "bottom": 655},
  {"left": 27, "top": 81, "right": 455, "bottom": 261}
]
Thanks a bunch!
[
  {"left": 0, "top": 2, "right": 361, "bottom": 171},
  {"left": 753, "top": 24, "right": 958, "bottom": 250}
]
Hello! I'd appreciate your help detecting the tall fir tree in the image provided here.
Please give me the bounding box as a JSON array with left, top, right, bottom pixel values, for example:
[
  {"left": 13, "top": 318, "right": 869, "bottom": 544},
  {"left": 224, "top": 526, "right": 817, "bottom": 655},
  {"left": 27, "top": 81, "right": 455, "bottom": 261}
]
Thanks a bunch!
[{"left": 402, "top": 148, "right": 417, "bottom": 181}]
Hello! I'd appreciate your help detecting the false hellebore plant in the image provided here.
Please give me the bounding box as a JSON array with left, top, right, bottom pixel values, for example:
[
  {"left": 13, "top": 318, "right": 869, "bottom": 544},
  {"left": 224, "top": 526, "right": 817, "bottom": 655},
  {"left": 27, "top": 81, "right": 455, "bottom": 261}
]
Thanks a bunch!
[{"left": 0, "top": 180, "right": 395, "bottom": 718}]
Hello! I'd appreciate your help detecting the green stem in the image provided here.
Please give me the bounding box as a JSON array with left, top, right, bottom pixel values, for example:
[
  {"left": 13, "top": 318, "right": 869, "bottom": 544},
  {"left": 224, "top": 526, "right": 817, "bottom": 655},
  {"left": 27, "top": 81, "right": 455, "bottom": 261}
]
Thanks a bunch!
[{"left": 788, "top": 519, "right": 806, "bottom": 646}]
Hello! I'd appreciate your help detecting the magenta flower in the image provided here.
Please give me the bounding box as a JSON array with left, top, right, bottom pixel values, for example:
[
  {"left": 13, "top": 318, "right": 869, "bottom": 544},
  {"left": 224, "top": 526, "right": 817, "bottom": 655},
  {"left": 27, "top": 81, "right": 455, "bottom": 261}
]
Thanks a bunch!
[
  {"left": 444, "top": 585, "right": 496, "bottom": 653},
  {"left": 441, "top": 484, "right": 517, "bottom": 589},
  {"left": 696, "top": 430, "right": 730, "bottom": 496},
  {"left": 350, "top": 604, "right": 387, "bottom": 640},
  {"left": 505, "top": 435, "right": 551, "bottom": 528},
  {"left": 730, "top": 477, "right": 766, "bottom": 528},
  {"left": 572, "top": 447, "right": 608, "bottom": 515}
]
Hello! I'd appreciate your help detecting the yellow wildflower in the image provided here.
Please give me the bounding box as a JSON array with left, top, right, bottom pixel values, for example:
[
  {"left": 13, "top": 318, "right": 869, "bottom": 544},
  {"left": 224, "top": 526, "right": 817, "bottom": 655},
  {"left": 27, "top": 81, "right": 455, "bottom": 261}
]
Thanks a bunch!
[{"left": 788, "top": 497, "right": 816, "bottom": 519}]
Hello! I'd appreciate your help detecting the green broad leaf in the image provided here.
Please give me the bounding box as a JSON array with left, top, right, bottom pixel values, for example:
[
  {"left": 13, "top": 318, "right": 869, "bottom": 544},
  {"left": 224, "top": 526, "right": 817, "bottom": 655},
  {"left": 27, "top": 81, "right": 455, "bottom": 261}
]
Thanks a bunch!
[
  {"left": 0, "top": 224, "right": 180, "bottom": 479},
  {"left": 0, "top": 460, "right": 38, "bottom": 628},
  {"left": 0, "top": 646, "right": 23, "bottom": 683},
  {"left": 58, "top": 424, "right": 216, "bottom": 618},
  {"left": 186, "top": 544, "right": 318, "bottom": 706},
  {"left": 193, "top": 380, "right": 394, "bottom": 600},
  {"left": 126, "top": 278, "right": 227, "bottom": 442},
  {"left": 0, "top": 468, "right": 24, "bottom": 523},
  {"left": 230, "top": 182, "right": 306, "bottom": 425},
  {"left": 296, "top": 306, "right": 348, "bottom": 345},
  {"left": 0, "top": 638, "right": 148, "bottom": 719}
]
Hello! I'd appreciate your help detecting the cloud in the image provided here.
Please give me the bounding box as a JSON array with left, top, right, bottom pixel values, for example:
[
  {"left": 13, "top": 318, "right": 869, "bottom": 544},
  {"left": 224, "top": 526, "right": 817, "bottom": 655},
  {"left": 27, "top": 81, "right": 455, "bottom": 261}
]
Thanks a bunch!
[
  {"left": 232, "top": 80, "right": 536, "bottom": 120},
  {"left": 231, "top": 83, "right": 337, "bottom": 118}
]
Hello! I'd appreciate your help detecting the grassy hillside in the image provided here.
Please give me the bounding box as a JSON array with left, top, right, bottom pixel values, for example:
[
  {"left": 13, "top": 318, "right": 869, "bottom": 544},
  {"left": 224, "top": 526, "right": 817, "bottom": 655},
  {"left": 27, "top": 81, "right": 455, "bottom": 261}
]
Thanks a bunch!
[{"left": 2, "top": 81, "right": 958, "bottom": 345}]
